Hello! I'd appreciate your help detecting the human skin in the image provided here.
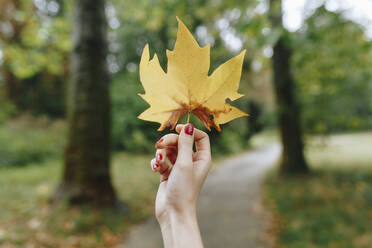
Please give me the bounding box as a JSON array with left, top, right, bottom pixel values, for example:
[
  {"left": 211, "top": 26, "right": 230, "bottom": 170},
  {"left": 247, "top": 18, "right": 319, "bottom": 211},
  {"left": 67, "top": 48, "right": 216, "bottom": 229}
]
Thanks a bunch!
[{"left": 150, "top": 124, "right": 211, "bottom": 248}]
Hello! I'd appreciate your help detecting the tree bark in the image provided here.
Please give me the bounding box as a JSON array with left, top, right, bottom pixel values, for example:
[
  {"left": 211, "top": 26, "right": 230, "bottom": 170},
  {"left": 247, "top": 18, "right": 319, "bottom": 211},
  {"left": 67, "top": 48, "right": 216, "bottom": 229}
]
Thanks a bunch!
[
  {"left": 55, "top": 0, "right": 118, "bottom": 206},
  {"left": 269, "top": 0, "right": 309, "bottom": 174}
]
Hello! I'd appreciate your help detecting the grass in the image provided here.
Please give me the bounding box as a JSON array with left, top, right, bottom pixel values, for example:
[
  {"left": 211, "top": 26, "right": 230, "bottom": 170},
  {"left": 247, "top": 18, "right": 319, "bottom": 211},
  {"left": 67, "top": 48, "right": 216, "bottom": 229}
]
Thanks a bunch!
[
  {"left": 0, "top": 115, "right": 66, "bottom": 167},
  {"left": 264, "top": 132, "right": 372, "bottom": 248},
  {"left": 0, "top": 153, "right": 159, "bottom": 248},
  {"left": 306, "top": 132, "right": 372, "bottom": 169}
]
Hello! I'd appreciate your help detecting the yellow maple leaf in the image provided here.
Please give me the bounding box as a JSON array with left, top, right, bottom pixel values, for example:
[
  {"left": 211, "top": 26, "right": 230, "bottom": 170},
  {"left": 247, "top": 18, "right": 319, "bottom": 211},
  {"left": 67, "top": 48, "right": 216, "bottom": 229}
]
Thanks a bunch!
[{"left": 138, "top": 17, "right": 248, "bottom": 132}]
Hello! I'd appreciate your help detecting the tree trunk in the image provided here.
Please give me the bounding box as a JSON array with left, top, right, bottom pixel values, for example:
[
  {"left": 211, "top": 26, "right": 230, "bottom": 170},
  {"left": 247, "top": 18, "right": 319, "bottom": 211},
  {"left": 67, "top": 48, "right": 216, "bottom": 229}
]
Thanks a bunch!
[
  {"left": 3, "top": 69, "right": 19, "bottom": 104},
  {"left": 55, "top": 0, "right": 118, "bottom": 206},
  {"left": 269, "top": 0, "right": 309, "bottom": 174}
]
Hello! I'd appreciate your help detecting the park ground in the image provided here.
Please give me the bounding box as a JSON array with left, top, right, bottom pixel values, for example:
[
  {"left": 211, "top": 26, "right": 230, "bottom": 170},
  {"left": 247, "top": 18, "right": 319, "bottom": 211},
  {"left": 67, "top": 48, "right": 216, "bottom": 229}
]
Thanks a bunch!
[
  {"left": 0, "top": 118, "right": 371, "bottom": 248},
  {"left": 264, "top": 132, "right": 372, "bottom": 248}
]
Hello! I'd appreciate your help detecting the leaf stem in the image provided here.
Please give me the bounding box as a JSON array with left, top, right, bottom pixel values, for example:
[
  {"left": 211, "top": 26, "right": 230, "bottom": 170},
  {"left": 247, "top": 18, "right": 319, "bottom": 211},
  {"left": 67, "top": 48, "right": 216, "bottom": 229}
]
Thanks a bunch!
[{"left": 187, "top": 112, "right": 190, "bottom": 123}]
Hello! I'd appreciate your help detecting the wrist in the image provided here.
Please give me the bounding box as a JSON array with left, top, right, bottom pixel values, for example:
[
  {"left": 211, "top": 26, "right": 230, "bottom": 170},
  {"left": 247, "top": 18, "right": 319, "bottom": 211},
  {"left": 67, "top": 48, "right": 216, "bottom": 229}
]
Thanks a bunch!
[
  {"left": 157, "top": 204, "right": 197, "bottom": 227},
  {"left": 168, "top": 204, "right": 198, "bottom": 234},
  {"left": 157, "top": 209, "right": 171, "bottom": 228},
  {"left": 171, "top": 204, "right": 197, "bottom": 220}
]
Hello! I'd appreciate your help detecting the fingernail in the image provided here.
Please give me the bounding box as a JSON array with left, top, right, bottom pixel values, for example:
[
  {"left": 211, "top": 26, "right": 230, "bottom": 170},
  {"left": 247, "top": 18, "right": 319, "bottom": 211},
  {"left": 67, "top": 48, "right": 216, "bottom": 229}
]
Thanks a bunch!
[
  {"left": 157, "top": 138, "right": 164, "bottom": 144},
  {"left": 156, "top": 153, "right": 163, "bottom": 162},
  {"left": 153, "top": 163, "right": 159, "bottom": 171},
  {"left": 185, "top": 124, "right": 194, "bottom": 136}
]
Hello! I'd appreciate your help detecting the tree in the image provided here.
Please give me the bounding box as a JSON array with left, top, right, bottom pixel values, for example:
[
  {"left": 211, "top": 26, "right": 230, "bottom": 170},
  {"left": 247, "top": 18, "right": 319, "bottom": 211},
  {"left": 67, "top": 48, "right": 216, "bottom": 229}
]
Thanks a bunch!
[
  {"left": 269, "top": 0, "right": 309, "bottom": 174},
  {"left": 55, "top": 0, "right": 118, "bottom": 206},
  {"left": 293, "top": 6, "right": 372, "bottom": 133},
  {"left": 0, "top": 0, "right": 70, "bottom": 116}
]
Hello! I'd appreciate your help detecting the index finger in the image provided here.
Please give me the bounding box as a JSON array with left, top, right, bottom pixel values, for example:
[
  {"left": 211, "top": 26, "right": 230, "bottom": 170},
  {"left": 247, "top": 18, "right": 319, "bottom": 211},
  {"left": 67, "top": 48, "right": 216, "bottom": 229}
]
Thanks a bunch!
[{"left": 155, "top": 133, "right": 178, "bottom": 149}]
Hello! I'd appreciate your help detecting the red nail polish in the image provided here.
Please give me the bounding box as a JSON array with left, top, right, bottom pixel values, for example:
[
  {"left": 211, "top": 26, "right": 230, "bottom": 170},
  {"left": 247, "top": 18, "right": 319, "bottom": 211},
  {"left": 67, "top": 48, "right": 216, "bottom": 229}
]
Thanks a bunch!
[
  {"left": 185, "top": 124, "right": 194, "bottom": 136},
  {"left": 157, "top": 138, "right": 164, "bottom": 144},
  {"left": 153, "top": 163, "right": 159, "bottom": 171},
  {"left": 156, "top": 153, "right": 163, "bottom": 161}
]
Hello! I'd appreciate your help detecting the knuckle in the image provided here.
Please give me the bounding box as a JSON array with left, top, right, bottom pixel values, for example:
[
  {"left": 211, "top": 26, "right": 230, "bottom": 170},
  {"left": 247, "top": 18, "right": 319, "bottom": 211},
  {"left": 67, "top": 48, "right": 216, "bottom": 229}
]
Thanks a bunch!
[
  {"left": 179, "top": 135, "right": 193, "bottom": 145},
  {"left": 200, "top": 129, "right": 208, "bottom": 137},
  {"left": 157, "top": 134, "right": 179, "bottom": 148},
  {"left": 205, "top": 135, "right": 210, "bottom": 143},
  {"left": 164, "top": 133, "right": 178, "bottom": 140},
  {"left": 162, "top": 134, "right": 172, "bottom": 140}
]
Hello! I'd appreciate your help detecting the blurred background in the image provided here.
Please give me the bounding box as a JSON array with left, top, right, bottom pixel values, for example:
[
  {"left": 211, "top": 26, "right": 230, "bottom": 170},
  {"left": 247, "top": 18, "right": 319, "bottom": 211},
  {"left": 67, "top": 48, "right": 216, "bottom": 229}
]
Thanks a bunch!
[{"left": 0, "top": 0, "right": 371, "bottom": 247}]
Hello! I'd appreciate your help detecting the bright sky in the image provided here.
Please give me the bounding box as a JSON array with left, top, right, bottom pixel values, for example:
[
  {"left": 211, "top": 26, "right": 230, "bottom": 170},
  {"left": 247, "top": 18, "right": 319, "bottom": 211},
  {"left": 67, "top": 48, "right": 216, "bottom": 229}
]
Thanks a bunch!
[{"left": 283, "top": 0, "right": 372, "bottom": 38}]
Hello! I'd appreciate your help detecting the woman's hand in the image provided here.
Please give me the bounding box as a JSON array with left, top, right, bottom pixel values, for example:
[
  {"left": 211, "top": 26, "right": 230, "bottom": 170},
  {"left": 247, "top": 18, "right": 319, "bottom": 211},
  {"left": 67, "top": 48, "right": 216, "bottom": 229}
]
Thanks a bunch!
[{"left": 151, "top": 123, "right": 211, "bottom": 248}]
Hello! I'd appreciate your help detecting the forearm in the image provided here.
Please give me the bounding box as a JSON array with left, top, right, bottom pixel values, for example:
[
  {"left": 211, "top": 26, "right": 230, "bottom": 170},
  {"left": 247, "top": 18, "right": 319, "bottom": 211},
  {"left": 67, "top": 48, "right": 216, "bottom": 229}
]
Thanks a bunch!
[
  {"left": 158, "top": 207, "right": 203, "bottom": 248},
  {"left": 159, "top": 218, "right": 173, "bottom": 248},
  {"left": 169, "top": 208, "right": 203, "bottom": 248}
]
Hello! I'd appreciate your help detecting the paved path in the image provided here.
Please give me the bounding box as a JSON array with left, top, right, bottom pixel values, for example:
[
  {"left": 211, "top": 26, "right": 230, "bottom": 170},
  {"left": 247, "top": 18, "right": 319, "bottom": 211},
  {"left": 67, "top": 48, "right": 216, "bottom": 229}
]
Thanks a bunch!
[{"left": 120, "top": 145, "right": 281, "bottom": 248}]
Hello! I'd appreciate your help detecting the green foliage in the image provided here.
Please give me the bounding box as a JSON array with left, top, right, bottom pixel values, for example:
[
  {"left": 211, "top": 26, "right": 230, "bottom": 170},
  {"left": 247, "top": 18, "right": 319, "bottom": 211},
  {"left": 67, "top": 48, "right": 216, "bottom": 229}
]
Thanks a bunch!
[
  {"left": 0, "top": 117, "right": 65, "bottom": 167},
  {"left": 0, "top": 100, "right": 17, "bottom": 124},
  {"left": 0, "top": 0, "right": 71, "bottom": 116},
  {"left": 111, "top": 72, "right": 162, "bottom": 153},
  {"left": 1, "top": 1, "right": 71, "bottom": 79},
  {"left": 212, "top": 129, "right": 246, "bottom": 154},
  {"left": 293, "top": 6, "right": 372, "bottom": 133}
]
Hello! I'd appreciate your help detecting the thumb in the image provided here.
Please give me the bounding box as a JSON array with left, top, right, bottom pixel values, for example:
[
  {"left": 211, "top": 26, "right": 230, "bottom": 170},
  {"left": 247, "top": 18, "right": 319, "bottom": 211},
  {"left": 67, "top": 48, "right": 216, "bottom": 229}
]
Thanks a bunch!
[{"left": 176, "top": 123, "right": 195, "bottom": 167}]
